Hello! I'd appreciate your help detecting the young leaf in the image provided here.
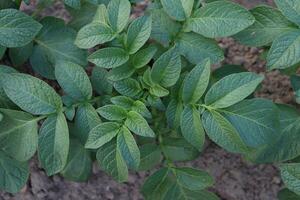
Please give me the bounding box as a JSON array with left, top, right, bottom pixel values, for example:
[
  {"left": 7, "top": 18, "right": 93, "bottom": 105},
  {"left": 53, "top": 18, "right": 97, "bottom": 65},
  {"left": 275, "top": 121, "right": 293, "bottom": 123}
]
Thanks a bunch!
[
  {"left": 139, "top": 143, "right": 161, "bottom": 171},
  {"left": 176, "top": 33, "right": 224, "bottom": 64},
  {"left": 234, "top": 5, "right": 297, "bottom": 47},
  {"left": 174, "top": 167, "right": 214, "bottom": 190},
  {"left": 151, "top": 48, "right": 181, "bottom": 88},
  {"left": 96, "top": 139, "right": 128, "bottom": 182},
  {"left": 97, "top": 104, "right": 128, "bottom": 121},
  {"left": 107, "top": 0, "right": 131, "bottom": 33},
  {"left": 55, "top": 61, "right": 93, "bottom": 101},
  {"left": 130, "top": 45, "right": 157, "bottom": 69},
  {"left": 125, "top": 111, "right": 155, "bottom": 137},
  {"left": 126, "top": 15, "right": 152, "bottom": 54},
  {"left": 161, "top": 0, "right": 194, "bottom": 21},
  {"left": 114, "top": 78, "right": 143, "bottom": 98},
  {"left": 61, "top": 139, "right": 92, "bottom": 182},
  {"left": 181, "top": 105, "right": 205, "bottom": 151},
  {"left": 149, "top": 84, "right": 170, "bottom": 97},
  {"left": 111, "top": 95, "right": 135, "bottom": 109},
  {"left": 182, "top": 59, "right": 211, "bottom": 104},
  {"left": 280, "top": 163, "right": 300, "bottom": 196},
  {"left": 85, "top": 122, "right": 120, "bottom": 149},
  {"left": 267, "top": 30, "right": 300, "bottom": 70},
  {"left": 75, "top": 22, "right": 116, "bottom": 49},
  {"left": 202, "top": 110, "right": 248, "bottom": 153},
  {"left": 187, "top": 1, "right": 255, "bottom": 38},
  {"left": 2, "top": 73, "right": 63, "bottom": 115},
  {"left": 117, "top": 126, "right": 140, "bottom": 169},
  {"left": 38, "top": 112, "right": 69, "bottom": 176},
  {"left": 0, "top": 151, "right": 29, "bottom": 193},
  {"left": 0, "top": 109, "right": 38, "bottom": 161},
  {"left": 205, "top": 72, "right": 264, "bottom": 109},
  {"left": 88, "top": 47, "right": 129, "bottom": 68},
  {"left": 275, "top": 0, "right": 300, "bottom": 26},
  {"left": 132, "top": 100, "right": 152, "bottom": 119},
  {"left": 0, "top": 9, "right": 42, "bottom": 47}
]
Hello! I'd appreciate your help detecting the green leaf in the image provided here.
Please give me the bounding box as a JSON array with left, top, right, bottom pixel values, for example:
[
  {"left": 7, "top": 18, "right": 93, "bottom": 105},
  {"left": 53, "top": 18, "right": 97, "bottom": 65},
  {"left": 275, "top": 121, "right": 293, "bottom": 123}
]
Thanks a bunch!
[
  {"left": 2, "top": 73, "right": 62, "bottom": 115},
  {"left": 164, "top": 185, "right": 219, "bottom": 200},
  {"left": 64, "top": 0, "right": 81, "bottom": 9},
  {"left": 181, "top": 105, "right": 205, "bottom": 151},
  {"left": 174, "top": 167, "right": 214, "bottom": 191},
  {"left": 74, "top": 104, "right": 102, "bottom": 144},
  {"left": 292, "top": 75, "right": 300, "bottom": 104},
  {"left": 149, "top": 84, "right": 170, "bottom": 97},
  {"left": 151, "top": 48, "right": 181, "bottom": 88},
  {"left": 30, "top": 17, "right": 87, "bottom": 79},
  {"left": 166, "top": 99, "right": 183, "bottom": 129},
  {"left": 85, "top": 122, "right": 120, "bottom": 149},
  {"left": 182, "top": 59, "right": 211, "bottom": 104},
  {"left": 0, "top": 9, "right": 42, "bottom": 47},
  {"left": 125, "top": 111, "right": 155, "bottom": 137},
  {"left": 280, "top": 163, "right": 300, "bottom": 196},
  {"left": 0, "top": 151, "right": 29, "bottom": 193},
  {"left": 205, "top": 72, "right": 264, "bottom": 109},
  {"left": 38, "top": 112, "right": 69, "bottom": 176},
  {"left": 55, "top": 61, "right": 92, "bottom": 101},
  {"left": 132, "top": 100, "right": 152, "bottom": 119},
  {"left": 114, "top": 78, "right": 143, "bottom": 98},
  {"left": 0, "top": 66, "right": 17, "bottom": 108},
  {"left": 61, "top": 139, "right": 92, "bottom": 182},
  {"left": 275, "top": 0, "right": 300, "bottom": 26},
  {"left": 0, "top": 45, "right": 5, "bottom": 59},
  {"left": 0, "top": 109, "right": 38, "bottom": 161},
  {"left": 108, "top": 63, "right": 135, "bottom": 81},
  {"left": 222, "top": 98, "right": 279, "bottom": 148},
  {"left": 202, "top": 110, "right": 248, "bottom": 153},
  {"left": 88, "top": 47, "right": 129, "bottom": 68},
  {"left": 141, "top": 168, "right": 173, "bottom": 199},
  {"left": 97, "top": 104, "right": 128, "bottom": 121},
  {"left": 126, "top": 15, "right": 152, "bottom": 54},
  {"left": 111, "top": 95, "right": 135, "bottom": 108},
  {"left": 107, "top": 0, "right": 131, "bottom": 33},
  {"left": 117, "top": 126, "right": 140, "bottom": 169},
  {"left": 139, "top": 143, "right": 161, "bottom": 171},
  {"left": 187, "top": 0, "right": 255, "bottom": 38},
  {"left": 267, "top": 30, "right": 300, "bottom": 70},
  {"left": 278, "top": 188, "right": 300, "bottom": 200},
  {"left": 75, "top": 22, "right": 116, "bottom": 49},
  {"left": 96, "top": 139, "right": 128, "bottom": 182},
  {"left": 161, "top": 0, "right": 194, "bottom": 21},
  {"left": 130, "top": 45, "right": 157, "bottom": 69},
  {"left": 8, "top": 42, "right": 33, "bottom": 67},
  {"left": 234, "top": 5, "right": 298, "bottom": 47},
  {"left": 176, "top": 33, "right": 224, "bottom": 64},
  {"left": 91, "top": 67, "right": 113, "bottom": 95}
]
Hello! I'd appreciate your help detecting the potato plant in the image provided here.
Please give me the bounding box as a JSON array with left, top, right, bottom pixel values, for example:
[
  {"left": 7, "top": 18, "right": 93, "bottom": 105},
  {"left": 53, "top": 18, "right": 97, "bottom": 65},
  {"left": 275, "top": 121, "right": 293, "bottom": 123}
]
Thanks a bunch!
[{"left": 1, "top": 0, "right": 300, "bottom": 199}]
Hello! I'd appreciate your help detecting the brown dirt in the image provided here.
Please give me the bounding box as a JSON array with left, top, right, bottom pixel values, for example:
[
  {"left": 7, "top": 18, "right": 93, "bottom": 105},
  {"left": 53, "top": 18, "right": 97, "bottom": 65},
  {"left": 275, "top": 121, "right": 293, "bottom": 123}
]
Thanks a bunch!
[{"left": 0, "top": 0, "right": 294, "bottom": 200}]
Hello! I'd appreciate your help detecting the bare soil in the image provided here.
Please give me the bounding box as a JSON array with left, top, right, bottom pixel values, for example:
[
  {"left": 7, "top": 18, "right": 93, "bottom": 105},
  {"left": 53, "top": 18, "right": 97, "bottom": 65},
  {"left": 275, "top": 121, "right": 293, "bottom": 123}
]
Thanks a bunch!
[{"left": 0, "top": 0, "right": 295, "bottom": 200}]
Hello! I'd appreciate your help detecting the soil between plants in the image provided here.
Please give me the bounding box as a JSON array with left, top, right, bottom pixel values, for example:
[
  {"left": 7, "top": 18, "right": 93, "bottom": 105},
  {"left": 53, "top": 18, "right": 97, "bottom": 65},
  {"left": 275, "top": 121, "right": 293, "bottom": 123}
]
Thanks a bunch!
[{"left": 0, "top": 0, "right": 295, "bottom": 199}]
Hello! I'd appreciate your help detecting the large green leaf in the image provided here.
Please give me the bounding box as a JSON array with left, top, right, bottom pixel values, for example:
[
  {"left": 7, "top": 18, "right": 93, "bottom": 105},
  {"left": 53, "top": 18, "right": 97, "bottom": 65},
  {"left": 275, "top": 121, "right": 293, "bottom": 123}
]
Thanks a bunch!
[
  {"left": 38, "top": 112, "right": 69, "bottom": 176},
  {"left": 9, "top": 42, "right": 33, "bottom": 67},
  {"left": 202, "top": 110, "right": 248, "bottom": 153},
  {"left": 0, "top": 151, "right": 29, "bottom": 193},
  {"left": 139, "top": 143, "right": 161, "bottom": 171},
  {"left": 205, "top": 72, "right": 264, "bottom": 109},
  {"left": 117, "top": 126, "right": 140, "bottom": 169},
  {"left": 96, "top": 139, "right": 128, "bottom": 182},
  {"left": 275, "top": 0, "right": 300, "bottom": 26},
  {"left": 126, "top": 15, "right": 152, "bottom": 54},
  {"left": 125, "top": 111, "right": 155, "bottom": 137},
  {"left": 161, "top": 0, "right": 194, "bottom": 21},
  {"left": 151, "top": 48, "right": 181, "bottom": 88},
  {"left": 0, "top": 109, "right": 38, "bottom": 161},
  {"left": 108, "top": 63, "right": 135, "bottom": 81},
  {"left": 107, "top": 0, "right": 131, "bottom": 33},
  {"left": 130, "top": 45, "right": 157, "bottom": 69},
  {"left": 55, "top": 61, "right": 92, "bottom": 101},
  {"left": 85, "top": 122, "right": 120, "bottom": 149},
  {"left": 75, "top": 22, "right": 116, "bottom": 49},
  {"left": 88, "top": 47, "right": 129, "bottom": 68},
  {"left": 234, "top": 5, "right": 297, "bottom": 47},
  {"left": 61, "top": 139, "right": 92, "bottom": 182},
  {"left": 166, "top": 99, "right": 183, "bottom": 129},
  {"left": 91, "top": 67, "right": 113, "bottom": 95},
  {"left": 187, "top": 0, "right": 254, "bottom": 38},
  {"left": 0, "top": 9, "right": 42, "bottom": 47},
  {"left": 267, "top": 30, "right": 300, "bottom": 70},
  {"left": 280, "top": 163, "right": 300, "bottom": 196},
  {"left": 97, "top": 104, "right": 128, "bottom": 121},
  {"left": 176, "top": 33, "right": 224, "bottom": 64},
  {"left": 2, "top": 73, "right": 62, "bottom": 115},
  {"left": 181, "top": 105, "right": 205, "bottom": 151},
  {"left": 222, "top": 98, "right": 279, "bottom": 147},
  {"left": 182, "top": 59, "right": 211, "bottom": 104},
  {"left": 0, "top": 66, "right": 17, "bottom": 108},
  {"left": 114, "top": 78, "right": 143, "bottom": 98},
  {"left": 30, "top": 17, "right": 87, "bottom": 79}
]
